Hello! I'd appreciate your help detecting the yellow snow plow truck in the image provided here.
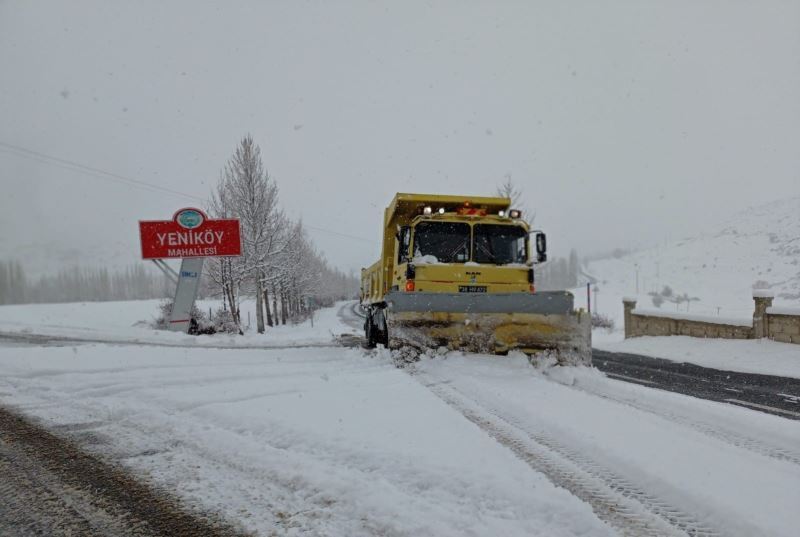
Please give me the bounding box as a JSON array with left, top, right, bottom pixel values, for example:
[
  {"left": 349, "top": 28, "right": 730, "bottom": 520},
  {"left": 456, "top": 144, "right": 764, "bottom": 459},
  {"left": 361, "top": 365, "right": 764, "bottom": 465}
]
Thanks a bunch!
[{"left": 360, "top": 193, "right": 591, "bottom": 364}]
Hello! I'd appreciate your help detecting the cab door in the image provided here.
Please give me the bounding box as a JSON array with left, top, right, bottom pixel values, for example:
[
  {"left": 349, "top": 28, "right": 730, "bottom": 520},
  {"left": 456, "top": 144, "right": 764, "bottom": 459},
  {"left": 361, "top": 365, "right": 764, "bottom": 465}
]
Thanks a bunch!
[{"left": 393, "top": 225, "right": 412, "bottom": 291}]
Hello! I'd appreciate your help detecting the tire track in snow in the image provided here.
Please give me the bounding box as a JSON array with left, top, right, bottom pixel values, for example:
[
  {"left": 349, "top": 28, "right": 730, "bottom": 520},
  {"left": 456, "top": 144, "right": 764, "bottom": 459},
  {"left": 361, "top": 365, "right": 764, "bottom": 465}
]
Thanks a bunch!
[
  {"left": 0, "top": 330, "right": 337, "bottom": 351},
  {"left": 415, "top": 372, "right": 723, "bottom": 537},
  {"left": 569, "top": 376, "right": 800, "bottom": 467}
]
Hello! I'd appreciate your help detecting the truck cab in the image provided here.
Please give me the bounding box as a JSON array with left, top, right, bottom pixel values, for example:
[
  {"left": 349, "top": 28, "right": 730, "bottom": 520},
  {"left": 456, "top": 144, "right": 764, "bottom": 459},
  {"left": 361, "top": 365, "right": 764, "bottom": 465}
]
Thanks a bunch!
[{"left": 393, "top": 212, "right": 540, "bottom": 296}]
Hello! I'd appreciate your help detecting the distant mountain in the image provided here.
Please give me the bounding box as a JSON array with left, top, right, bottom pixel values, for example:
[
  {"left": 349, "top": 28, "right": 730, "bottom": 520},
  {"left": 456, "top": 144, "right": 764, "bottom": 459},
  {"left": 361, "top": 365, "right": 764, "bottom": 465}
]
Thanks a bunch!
[{"left": 586, "top": 196, "right": 800, "bottom": 324}]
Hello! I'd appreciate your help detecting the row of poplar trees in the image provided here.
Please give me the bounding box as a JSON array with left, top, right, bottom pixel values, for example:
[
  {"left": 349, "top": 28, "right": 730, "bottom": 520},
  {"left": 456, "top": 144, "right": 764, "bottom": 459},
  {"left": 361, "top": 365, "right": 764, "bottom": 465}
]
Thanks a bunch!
[
  {"left": 0, "top": 260, "right": 170, "bottom": 305},
  {"left": 206, "top": 136, "right": 357, "bottom": 333}
]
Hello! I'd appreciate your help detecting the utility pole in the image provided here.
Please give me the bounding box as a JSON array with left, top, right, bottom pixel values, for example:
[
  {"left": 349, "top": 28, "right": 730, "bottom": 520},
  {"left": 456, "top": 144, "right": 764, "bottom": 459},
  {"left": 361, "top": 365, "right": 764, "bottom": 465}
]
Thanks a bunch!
[
  {"left": 587, "top": 282, "right": 591, "bottom": 314},
  {"left": 593, "top": 286, "right": 599, "bottom": 314},
  {"left": 634, "top": 263, "right": 640, "bottom": 294}
]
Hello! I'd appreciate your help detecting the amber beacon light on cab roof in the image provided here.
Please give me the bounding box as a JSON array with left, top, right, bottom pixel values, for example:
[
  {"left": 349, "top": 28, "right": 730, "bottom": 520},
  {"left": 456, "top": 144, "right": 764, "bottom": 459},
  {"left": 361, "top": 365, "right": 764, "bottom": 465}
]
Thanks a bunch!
[{"left": 360, "top": 193, "right": 591, "bottom": 364}]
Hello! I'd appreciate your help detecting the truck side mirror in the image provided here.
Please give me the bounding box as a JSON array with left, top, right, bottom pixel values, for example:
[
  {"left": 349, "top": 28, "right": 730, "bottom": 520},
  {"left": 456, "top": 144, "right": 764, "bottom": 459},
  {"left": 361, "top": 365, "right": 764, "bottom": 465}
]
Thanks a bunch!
[{"left": 535, "top": 232, "right": 547, "bottom": 263}]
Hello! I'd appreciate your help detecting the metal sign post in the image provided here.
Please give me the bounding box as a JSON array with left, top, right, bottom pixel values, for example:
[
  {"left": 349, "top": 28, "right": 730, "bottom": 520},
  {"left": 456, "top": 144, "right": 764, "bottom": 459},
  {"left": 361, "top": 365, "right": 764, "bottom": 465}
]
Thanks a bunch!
[
  {"left": 139, "top": 208, "right": 242, "bottom": 334},
  {"left": 169, "top": 257, "right": 205, "bottom": 332}
]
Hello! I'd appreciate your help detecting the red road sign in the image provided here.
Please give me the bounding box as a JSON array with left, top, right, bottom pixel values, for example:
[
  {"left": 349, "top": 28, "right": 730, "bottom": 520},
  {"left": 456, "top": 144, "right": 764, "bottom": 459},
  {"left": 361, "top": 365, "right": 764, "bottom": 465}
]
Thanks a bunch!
[{"left": 139, "top": 208, "right": 241, "bottom": 259}]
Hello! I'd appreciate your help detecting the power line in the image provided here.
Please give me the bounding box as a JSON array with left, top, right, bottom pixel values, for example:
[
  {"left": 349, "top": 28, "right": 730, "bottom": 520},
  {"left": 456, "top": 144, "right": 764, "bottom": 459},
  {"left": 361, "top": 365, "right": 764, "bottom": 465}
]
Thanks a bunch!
[
  {"left": 0, "top": 140, "right": 206, "bottom": 202},
  {"left": 0, "top": 140, "right": 376, "bottom": 244}
]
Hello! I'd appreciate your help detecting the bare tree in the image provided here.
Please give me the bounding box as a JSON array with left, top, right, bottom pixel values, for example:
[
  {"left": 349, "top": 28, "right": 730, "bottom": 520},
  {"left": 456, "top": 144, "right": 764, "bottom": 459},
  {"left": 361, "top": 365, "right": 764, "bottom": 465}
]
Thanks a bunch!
[
  {"left": 208, "top": 167, "right": 248, "bottom": 332},
  {"left": 209, "top": 135, "right": 288, "bottom": 333},
  {"left": 204, "top": 135, "right": 365, "bottom": 334},
  {"left": 496, "top": 174, "right": 535, "bottom": 225}
]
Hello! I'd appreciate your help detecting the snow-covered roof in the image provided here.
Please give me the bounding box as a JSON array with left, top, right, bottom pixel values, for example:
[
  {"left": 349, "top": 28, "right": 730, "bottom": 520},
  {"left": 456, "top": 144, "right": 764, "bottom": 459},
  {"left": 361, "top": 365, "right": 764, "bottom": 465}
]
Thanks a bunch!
[
  {"left": 752, "top": 290, "right": 775, "bottom": 298},
  {"left": 631, "top": 308, "right": 753, "bottom": 327}
]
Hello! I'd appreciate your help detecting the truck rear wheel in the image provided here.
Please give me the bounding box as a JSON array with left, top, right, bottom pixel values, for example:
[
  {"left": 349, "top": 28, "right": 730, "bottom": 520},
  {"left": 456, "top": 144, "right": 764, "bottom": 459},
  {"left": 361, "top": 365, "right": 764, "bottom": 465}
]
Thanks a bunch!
[
  {"left": 374, "top": 308, "right": 388, "bottom": 347},
  {"left": 364, "top": 308, "right": 388, "bottom": 349},
  {"left": 364, "top": 312, "right": 374, "bottom": 348}
]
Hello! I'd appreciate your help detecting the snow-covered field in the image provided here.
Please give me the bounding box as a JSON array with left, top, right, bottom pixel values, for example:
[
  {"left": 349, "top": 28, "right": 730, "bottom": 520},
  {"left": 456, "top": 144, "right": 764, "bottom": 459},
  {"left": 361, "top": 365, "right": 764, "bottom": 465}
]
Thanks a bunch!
[
  {"left": 1, "top": 300, "right": 800, "bottom": 536},
  {"left": 0, "top": 298, "right": 352, "bottom": 348}
]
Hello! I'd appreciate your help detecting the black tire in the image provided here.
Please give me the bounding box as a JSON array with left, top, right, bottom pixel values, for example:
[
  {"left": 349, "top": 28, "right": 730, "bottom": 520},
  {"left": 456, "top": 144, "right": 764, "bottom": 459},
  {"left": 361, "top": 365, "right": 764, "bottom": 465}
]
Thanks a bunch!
[
  {"left": 377, "top": 325, "right": 389, "bottom": 347},
  {"left": 364, "top": 310, "right": 376, "bottom": 348},
  {"left": 373, "top": 308, "right": 389, "bottom": 348}
]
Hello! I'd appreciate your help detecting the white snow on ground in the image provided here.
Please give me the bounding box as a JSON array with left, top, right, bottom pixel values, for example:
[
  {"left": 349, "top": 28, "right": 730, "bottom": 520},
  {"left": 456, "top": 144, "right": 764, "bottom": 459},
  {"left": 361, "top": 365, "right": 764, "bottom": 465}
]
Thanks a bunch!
[
  {"left": 416, "top": 353, "right": 800, "bottom": 537},
  {"left": 595, "top": 335, "right": 800, "bottom": 379},
  {"left": 0, "top": 304, "right": 613, "bottom": 537},
  {"left": 0, "top": 298, "right": 357, "bottom": 347}
]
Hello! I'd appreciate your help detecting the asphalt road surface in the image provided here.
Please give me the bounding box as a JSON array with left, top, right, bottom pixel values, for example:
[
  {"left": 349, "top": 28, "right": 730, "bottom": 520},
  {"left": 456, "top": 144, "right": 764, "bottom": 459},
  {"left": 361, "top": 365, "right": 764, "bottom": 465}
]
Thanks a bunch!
[
  {"left": 593, "top": 349, "right": 800, "bottom": 420},
  {"left": 0, "top": 406, "right": 250, "bottom": 537}
]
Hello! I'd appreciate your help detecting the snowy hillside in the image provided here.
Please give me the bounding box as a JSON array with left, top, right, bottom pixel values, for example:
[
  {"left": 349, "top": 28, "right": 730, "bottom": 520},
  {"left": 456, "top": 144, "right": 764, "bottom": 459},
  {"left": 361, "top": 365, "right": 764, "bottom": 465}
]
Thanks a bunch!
[{"left": 585, "top": 196, "right": 800, "bottom": 327}]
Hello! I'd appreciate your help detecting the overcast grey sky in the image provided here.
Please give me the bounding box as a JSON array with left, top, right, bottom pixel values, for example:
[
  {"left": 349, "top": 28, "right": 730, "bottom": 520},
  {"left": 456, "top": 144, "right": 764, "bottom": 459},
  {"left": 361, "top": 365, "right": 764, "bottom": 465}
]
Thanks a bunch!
[{"left": 1, "top": 1, "right": 798, "bottom": 274}]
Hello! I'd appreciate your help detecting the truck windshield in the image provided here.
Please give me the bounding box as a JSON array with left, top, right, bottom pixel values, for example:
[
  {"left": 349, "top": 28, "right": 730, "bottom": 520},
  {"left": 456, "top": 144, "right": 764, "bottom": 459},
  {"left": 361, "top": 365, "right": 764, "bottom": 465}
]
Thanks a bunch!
[
  {"left": 473, "top": 224, "right": 527, "bottom": 264},
  {"left": 413, "top": 221, "right": 471, "bottom": 263}
]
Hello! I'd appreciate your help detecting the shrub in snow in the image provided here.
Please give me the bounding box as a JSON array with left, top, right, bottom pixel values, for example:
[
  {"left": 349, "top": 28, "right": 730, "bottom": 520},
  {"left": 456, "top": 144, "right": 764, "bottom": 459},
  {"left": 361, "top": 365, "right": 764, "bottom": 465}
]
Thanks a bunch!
[
  {"left": 153, "top": 299, "right": 174, "bottom": 330},
  {"left": 650, "top": 294, "right": 664, "bottom": 308},
  {"left": 211, "top": 307, "right": 240, "bottom": 334},
  {"left": 153, "top": 299, "right": 215, "bottom": 335},
  {"left": 752, "top": 280, "right": 770, "bottom": 290},
  {"left": 591, "top": 312, "right": 615, "bottom": 330}
]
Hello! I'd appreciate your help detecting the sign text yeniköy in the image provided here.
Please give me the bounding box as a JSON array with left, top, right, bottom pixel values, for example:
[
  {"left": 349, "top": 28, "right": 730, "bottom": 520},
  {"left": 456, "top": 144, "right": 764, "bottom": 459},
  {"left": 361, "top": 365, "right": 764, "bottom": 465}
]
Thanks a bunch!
[{"left": 139, "top": 208, "right": 242, "bottom": 259}]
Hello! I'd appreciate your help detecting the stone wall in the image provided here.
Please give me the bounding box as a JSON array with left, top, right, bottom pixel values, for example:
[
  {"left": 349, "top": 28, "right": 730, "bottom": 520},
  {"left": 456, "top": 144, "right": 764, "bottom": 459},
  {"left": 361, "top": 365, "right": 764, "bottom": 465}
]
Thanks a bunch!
[
  {"left": 623, "top": 292, "right": 800, "bottom": 345},
  {"left": 767, "top": 310, "right": 800, "bottom": 344}
]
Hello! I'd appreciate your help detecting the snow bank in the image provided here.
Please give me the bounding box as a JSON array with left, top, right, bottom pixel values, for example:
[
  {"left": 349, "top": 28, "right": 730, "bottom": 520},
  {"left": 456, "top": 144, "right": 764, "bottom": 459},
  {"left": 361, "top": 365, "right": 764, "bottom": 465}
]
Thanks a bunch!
[
  {"left": 595, "top": 336, "right": 800, "bottom": 379},
  {"left": 631, "top": 308, "right": 753, "bottom": 327}
]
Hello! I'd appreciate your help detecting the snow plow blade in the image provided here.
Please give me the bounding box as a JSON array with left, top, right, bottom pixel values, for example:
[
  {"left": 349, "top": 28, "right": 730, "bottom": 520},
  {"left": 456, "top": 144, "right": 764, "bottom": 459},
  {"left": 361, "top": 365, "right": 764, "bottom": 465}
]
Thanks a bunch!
[{"left": 384, "top": 291, "right": 591, "bottom": 365}]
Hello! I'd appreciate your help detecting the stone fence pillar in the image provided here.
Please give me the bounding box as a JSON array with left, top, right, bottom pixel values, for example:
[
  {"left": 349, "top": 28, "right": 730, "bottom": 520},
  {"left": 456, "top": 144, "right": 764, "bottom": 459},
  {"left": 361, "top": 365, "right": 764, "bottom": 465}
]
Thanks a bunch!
[
  {"left": 623, "top": 298, "right": 637, "bottom": 339},
  {"left": 752, "top": 291, "right": 774, "bottom": 338}
]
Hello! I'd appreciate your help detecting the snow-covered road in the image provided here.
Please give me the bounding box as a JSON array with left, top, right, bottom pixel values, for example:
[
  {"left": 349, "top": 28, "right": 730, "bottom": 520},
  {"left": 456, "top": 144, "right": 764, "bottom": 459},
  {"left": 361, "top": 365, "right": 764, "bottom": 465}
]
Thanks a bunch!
[
  {"left": 414, "top": 354, "right": 800, "bottom": 537},
  {"left": 1, "top": 301, "right": 799, "bottom": 536},
  {"left": 0, "top": 349, "right": 610, "bottom": 536}
]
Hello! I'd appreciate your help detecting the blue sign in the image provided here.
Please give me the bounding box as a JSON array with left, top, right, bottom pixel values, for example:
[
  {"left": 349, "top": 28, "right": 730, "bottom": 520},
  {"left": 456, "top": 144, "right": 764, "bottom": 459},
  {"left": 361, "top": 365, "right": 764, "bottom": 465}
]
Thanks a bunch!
[{"left": 176, "top": 209, "right": 204, "bottom": 229}]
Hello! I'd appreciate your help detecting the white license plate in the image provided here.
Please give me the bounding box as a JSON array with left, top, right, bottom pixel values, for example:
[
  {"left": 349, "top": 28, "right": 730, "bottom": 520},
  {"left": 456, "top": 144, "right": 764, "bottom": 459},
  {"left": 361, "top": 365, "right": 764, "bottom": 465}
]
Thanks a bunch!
[{"left": 458, "top": 285, "right": 487, "bottom": 293}]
